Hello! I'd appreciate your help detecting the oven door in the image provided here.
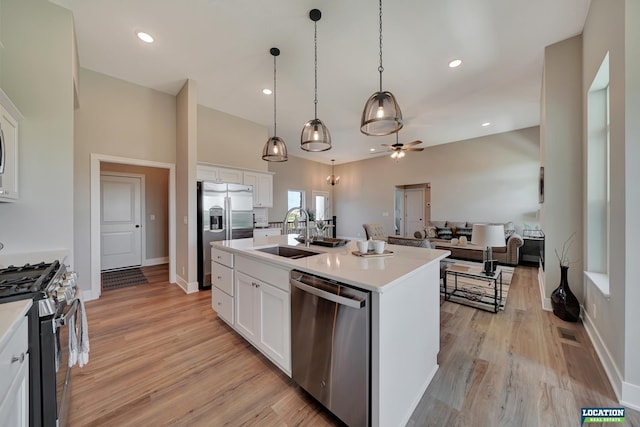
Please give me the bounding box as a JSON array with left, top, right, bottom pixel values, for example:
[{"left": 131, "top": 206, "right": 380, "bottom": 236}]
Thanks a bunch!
[{"left": 41, "top": 298, "right": 79, "bottom": 427}]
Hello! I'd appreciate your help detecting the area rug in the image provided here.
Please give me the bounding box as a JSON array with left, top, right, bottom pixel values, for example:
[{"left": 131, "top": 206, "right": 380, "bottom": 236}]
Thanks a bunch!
[
  {"left": 440, "top": 259, "right": 514, "bottom": 311},
  {"left": 102, "top": 267, "right": 148, "bottom": 291}
]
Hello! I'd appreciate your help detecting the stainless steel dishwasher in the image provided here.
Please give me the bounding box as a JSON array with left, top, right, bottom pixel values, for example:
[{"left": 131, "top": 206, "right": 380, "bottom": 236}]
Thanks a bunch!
[{"left": 290, "top": 270, "right": 370, "bottom": 427}]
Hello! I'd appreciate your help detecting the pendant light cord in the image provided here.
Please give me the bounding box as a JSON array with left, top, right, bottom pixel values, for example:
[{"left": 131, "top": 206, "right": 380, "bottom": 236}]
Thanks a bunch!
[
  {"left": 273, "top": 53, "right": 277, "bottom": 136},
  {"left": 314, "top": 20, "right": 318, "bottom": 119},
  {"left": 378, "top": 0, "right": 384, "bottom": 92}
]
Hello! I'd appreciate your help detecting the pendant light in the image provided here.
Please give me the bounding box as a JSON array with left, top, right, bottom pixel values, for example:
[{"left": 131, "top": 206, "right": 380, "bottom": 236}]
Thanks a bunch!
[
  {"left": 262, "top": 47, "right": 288, "bottom": 162},
  {"left": 360, "top": 0, "right": 403, "bottom": 136},
  {"left": 301, "top": 9, "right": 331, "bottom": 152},
  {"left": 326, "top": 159, "right": 340, "bottom": 186}
]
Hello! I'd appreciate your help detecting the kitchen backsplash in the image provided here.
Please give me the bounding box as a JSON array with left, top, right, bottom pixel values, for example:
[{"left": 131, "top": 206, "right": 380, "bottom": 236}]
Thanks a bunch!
[{"left": 254, "top": 207, "right": 268, "bottom": 227}]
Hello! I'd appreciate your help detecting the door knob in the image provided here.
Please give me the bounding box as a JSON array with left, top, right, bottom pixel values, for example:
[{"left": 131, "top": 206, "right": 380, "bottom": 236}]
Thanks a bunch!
[{"left": 135, "top": 225, "right": 140, "bottom": 228}]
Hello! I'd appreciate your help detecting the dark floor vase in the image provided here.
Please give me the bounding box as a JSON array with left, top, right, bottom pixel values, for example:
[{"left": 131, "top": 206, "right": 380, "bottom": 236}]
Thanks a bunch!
[{"left": 551, "top": 265, "right": 580, "bottom": 322}]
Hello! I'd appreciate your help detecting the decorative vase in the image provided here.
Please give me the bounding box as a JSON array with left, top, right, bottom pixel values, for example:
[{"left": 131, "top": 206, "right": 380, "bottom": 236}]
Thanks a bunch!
[{"left": 550, "top": 265, "right": 580, "bottom": 322}]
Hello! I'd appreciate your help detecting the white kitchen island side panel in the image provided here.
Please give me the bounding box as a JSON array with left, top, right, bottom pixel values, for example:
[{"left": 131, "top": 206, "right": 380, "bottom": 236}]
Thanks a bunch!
[{"left": 371, "top": 261, "right": 440, "bottom": 427}]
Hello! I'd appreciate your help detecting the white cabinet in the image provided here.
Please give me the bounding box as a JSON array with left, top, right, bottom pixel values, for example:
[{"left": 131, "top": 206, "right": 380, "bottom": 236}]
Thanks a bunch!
[
  {"left": 0, "top": 305, "right": 29, "bottom": 426},
  {"left": 196, "top": 164, "right": 243, "bottom": 184},
  {"left": 0, "top": 90, "right": 23, "bottom": 202},
  {"left": 253, "top": 228, "right": 282, "bottom": 237},
  {"left": 235, "top": 271, "right": 290, "bottom": 374},
  {"left": 211, "top": 248, "right": 234, "bottom": 325},
  {"left": 218, "top": 167, "right": 243, "bottom": 184},
  {"left": 243, "top": 171, "right": 273, "bottom": 207}
]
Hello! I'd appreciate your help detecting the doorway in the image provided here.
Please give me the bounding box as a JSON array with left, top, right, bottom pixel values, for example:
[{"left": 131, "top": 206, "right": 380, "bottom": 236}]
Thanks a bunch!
[
  {"left": 394, "top": 183, "right": 430, "bottom": 237},
  {"left": 100, "top": 173, "right": 143, "bottom": 270},
  {"left": 90, "top": 154, "right": 176, "bottom": 301}
]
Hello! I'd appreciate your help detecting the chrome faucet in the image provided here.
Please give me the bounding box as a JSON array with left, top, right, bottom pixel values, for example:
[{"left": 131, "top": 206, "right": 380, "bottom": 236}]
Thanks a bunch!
[{"left": 283, "top": 207, "right": 311, "bottom": 247}]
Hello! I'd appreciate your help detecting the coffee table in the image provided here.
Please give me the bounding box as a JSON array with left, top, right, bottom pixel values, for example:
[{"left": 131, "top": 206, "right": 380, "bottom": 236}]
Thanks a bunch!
[{"left": 443, "top": 264, "right": 503, "bottom": 313}]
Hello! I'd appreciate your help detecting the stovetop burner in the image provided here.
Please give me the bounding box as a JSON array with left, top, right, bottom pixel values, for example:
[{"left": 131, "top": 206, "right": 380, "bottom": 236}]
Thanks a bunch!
[{"left": 0, "top": 261, "right": 60, "bottom": 299}]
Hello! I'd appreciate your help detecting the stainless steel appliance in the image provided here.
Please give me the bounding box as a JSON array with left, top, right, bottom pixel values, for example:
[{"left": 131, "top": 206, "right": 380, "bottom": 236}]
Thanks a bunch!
[
  {"left": 290, "top": 270, "right": 371, "bottom": 427},
  {"left": 0, "top": 260, "right": 79, "bottom": 427},
  {"left": 197, "top": 181, "right": 254, "bottom": 289}
]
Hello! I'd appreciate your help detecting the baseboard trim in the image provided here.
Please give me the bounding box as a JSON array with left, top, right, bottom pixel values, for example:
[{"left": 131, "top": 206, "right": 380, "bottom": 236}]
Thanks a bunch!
[
  {"left": 83, "top": 288, "right": 98, "bottom": 302},
  {"left": 538, "top": 267, "right": 552, "bottom": 311},
  {"left": 621, "top": 381, "right": 640, "bottom": 411},
  {"left": 143, "top": 256, "right": 169, "bottom": 266},
  {"left": 581, "top": 307, "right": 623, "bottom": 401},
  {"left": 176, "top": 275, "right": 199, "bottom": 294}
]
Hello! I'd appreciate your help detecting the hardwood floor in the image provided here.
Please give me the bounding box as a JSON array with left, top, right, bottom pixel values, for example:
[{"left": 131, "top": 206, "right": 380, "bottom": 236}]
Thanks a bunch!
[{"left": 70, "top": 265, "right": 640, "bottom": 426}]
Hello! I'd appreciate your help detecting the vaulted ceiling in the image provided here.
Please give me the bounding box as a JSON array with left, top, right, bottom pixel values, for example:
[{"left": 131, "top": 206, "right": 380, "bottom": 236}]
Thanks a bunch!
[{"left": 52, "top": 0, "right": 591, "bottom": 164}]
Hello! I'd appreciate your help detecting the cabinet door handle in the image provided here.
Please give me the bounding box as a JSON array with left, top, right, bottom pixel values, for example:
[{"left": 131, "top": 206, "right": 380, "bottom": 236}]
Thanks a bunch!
[
  {"left": 217, "top": 302, "right": 222, "bottom": 306},
  {"left": 11, "top": 353, "right": 25, "bottom": 364},
  {"left": 251, "top": 282, "right": 260, "bottom": 288},
  {"left": 217, "top": 276, "right": 222, "bottom": 279}
]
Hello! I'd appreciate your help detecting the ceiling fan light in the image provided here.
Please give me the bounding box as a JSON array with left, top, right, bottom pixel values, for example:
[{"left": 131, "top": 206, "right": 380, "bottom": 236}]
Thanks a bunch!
[
  {"left": 262, "top": 136, "right": 288, "bottom": 162},
  {"left": 301, "top": 118, "right": 331, "bottom": 152},
  {"left": 361, "top": 91, "right": 403, "bottom": 136}
]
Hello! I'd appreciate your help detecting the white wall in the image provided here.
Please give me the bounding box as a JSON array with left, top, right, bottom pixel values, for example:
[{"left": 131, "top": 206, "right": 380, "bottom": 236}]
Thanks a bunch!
[
  {"left": 197, "top": 105, "right": 268, "bottom": 172},
  {"left": 175, "top": 80, "right": 198, "bottom": 293},
  {"left": 540, "top": 36, "right": 584, "bottom": 303},
  {"left": 624, "top": 0, "right": 640, "bottom": 399},
  {"left": 334, "top": 127, "right": 540, "bottom": 239},
  {"left": 74, "top": 69, "right": 176, "bottom": 291},
  {"left": 0, "top": 0, "right": 74, "bottom": 261},
  {"left": 581, "top": 0, "right": 626, "bottom": 400}
]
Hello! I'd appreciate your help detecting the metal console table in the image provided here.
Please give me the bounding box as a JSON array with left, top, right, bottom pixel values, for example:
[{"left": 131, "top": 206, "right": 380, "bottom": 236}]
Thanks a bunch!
[{"left": 444, "top": 265, "right": 503, "bottom": 313}]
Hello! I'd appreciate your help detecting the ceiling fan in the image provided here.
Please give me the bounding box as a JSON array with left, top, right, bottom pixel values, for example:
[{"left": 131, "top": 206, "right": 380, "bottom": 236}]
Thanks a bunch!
[{"left": 377, "top": 135, "right": 424, "bottom": 159}]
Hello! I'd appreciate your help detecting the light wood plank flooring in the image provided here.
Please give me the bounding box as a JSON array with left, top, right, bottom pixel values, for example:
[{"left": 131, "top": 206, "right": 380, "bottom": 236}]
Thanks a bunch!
[{"left": 69, "top": 264, "right": 640, "bottom": 426}]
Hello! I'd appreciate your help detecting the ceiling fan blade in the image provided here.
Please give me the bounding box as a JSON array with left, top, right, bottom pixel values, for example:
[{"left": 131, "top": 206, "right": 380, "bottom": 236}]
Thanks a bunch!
[
  {"left": 405, "top": 147, "right": 424, "bottom": 151},
  {"left": 380, "top": 144, "right": 394, "bottom": 148},
  {"left": 404, "top": 140, "right": 422, "bottom": 147}
]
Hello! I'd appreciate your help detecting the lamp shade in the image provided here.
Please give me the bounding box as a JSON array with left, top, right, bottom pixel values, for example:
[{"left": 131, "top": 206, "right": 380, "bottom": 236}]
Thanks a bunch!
[
  {"left": 471, "top": 224, "right": 505, "bottom": 247},
  {"left": 360, "top": 91, "right": 403, "bottom": 136},
  {"left": 262, "top": 136, "right": 288, "bottom": 162},
  {"left": 301, "top": 118, "right": 331, "bottom": 152}
]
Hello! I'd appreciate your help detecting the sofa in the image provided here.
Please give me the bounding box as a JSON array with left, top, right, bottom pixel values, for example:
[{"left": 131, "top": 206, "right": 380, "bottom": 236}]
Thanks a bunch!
[{"left": 413, "top": 220, "right": 524, "bottom": 266}]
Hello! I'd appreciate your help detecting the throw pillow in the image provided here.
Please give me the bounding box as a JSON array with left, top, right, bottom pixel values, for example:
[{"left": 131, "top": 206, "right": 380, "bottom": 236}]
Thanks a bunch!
[
  {"left": 436, "top": 226, "right": 453, "bottom": 240},
  {"left": 456, "top": 226, "right": 473, "bottom": 239}
]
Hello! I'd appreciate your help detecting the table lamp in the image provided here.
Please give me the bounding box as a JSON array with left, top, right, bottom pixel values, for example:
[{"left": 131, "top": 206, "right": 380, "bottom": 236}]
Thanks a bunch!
[{"left": 471, "top": 224, "right": 505, "bottom": 275}]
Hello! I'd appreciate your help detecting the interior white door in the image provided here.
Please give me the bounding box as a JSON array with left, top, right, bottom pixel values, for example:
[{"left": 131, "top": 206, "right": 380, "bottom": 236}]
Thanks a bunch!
[
  {"left": 404, "top": 188, "right": 424, "bottom": 238},
  {"left": 100, "top": 174, "right": 142, "bottom": 270}
]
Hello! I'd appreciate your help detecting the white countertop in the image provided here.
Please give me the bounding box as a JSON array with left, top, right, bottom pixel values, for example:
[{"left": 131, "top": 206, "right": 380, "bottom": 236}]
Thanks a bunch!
[
  {"left": 0, "top": 300, "right": 32, "bottom": 351},
  {"left": 212, "top": 235, "right": 450, "bottom": 293}
]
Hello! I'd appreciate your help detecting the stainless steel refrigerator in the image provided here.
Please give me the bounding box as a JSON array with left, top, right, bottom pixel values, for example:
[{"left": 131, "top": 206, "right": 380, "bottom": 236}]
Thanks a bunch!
[{"left": 197, "top": 181, "right": 254, "bottom": 290}]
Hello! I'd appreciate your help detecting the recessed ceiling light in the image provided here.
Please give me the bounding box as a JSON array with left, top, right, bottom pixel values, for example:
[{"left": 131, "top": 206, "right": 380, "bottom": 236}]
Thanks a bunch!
[
  {"left": 137, "top": 32, "right": 154, "bottom": 43},
  {"left": 369, "top": 148, "right": 376, "bottom": 152},
  {"left": 482, "top": 122, "right": 491, "bottom": 127},
  {"left": 262, "top": 88, "right": 272, "bottom": 95},
  {"left": 448, "top": 59, "right": 462, "bottom": 68}
]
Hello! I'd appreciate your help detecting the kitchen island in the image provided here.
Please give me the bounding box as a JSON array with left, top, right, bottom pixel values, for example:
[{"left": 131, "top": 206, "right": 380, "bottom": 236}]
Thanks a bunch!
[{"left": 211, "top": 235, "right": 449, "bottom": 427}]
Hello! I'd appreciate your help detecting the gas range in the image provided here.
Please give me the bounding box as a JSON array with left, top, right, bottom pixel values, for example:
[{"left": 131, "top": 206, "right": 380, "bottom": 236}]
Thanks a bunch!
[
  {"left": 0, "top": 261, "right": 60, "bottom": 300},
  {"left": 0, "top": 259, "right": 79, "bottom": 427}
]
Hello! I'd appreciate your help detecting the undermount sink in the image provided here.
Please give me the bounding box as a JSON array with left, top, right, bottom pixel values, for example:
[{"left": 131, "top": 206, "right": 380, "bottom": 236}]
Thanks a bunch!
[{"left": 254, "top": 245, "right": 324, "bottom": 260}]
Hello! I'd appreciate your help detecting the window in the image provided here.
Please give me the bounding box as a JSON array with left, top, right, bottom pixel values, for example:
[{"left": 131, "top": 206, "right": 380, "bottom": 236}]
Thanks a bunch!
[
  {"left": 286, "top": 190, "right": 305, "bottom": 222},
  {"left": 312, "top": 191, "right": 330, "bottom": 221},
  {"left": 586, "top": 53, "right": 610, "bottom": 293}
]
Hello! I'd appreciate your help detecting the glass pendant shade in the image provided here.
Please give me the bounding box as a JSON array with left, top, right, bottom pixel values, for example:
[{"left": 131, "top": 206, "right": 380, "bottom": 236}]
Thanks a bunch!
[
  {"left": 301, "top": 118, "right": 331, "bottom": 152},
  {"left": 301, "top": 9, "right": 331, "bottom": 152},
  {"left": 262, "top": 136, "right": 288, "bottom": 162},
  {"left": 361, "top": 90, "right": 403, "bottom": 136},
  {"left": 262, "top": 47, "right": 288, "bottom": 162}
]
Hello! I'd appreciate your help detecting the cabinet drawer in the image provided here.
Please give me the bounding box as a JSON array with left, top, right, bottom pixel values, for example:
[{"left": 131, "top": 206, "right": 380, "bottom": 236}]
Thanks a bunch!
[
  {"left": 211, "top": 262, "right": 233, "bottom": 296},
  {"left": 236, "top": 255, "right": 289, "bottom": 292},
  {"left": 0, "top": 315, "right": 28, "bottom": 399},
  {"left": 211, "top": 247, "right": 233, "bottom": 268},
  {"left": 212, "top": 288, "right": 234, "bottom": 325}
]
